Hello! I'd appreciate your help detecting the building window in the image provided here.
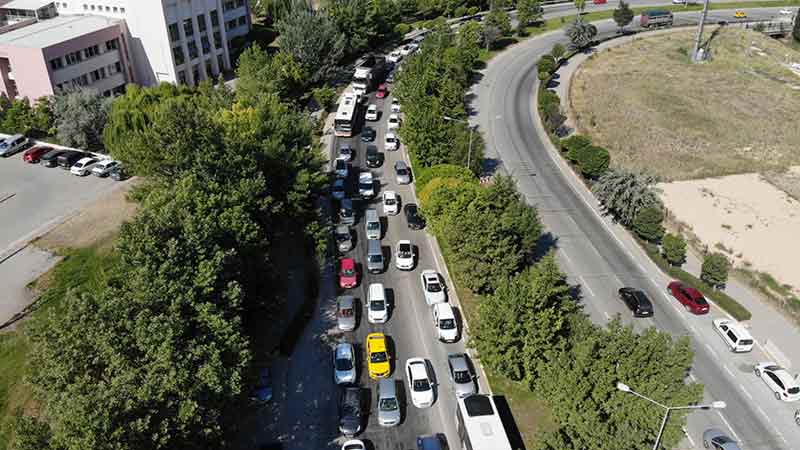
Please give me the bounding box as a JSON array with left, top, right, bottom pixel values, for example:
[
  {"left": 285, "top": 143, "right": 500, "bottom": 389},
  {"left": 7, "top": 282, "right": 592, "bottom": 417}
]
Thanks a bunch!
[
  {"left": 168, "top": 23, "right": 179, "bottom": 42},
  {"left": 237, "top": 0, "right": 245, "bottom": 7},
  {"left": 105, "top": 6, "right": 110, "bottom": 11},
  {"left": 84, "top": 44, "right": 99, "bottom": 59},
  {"left": 238, "top": 15, "right": 246, "bottom": 27},
  {"left": 187, "top": 41, "right": 198, "bottom": 59},
  {"left": 112, "top": 84, "right": 125, "bottom": 95},
  {"left": 205, "top": 60, "right": 213, "bottom": 78},
  {"left": 120, "top": 7, "right": 125, "bottom": 13},
  {"left": 113, "top": 7, "right": 117, "bottom": 12},
  {"left": 115, "top": 61, "right": 122, "bottom": 73},
  {"left": 210, "top": 10, "right": 219, "bottom": 27},
  {"left": 183, "top": 18, "right": 194, "bottom": 37},
  {"left": 90, "top": 67, "right": 106, "bottom": 82},
  {"left": 223, "top": 1, "right": 235, "bottom": 11},
  {"left": 178, "top": 70, "right": 186, "bottom": 84},
  {"left": 225, "top": 19, "right": 236, "bottom": 31},
  {"left": 172, "top": 46, "right": 185, "bottom": 65},
  {"left": 197, "top": 14, "right": 206, "bottom": 33},
  {"left": 106, "top": 38, "right": 119, "bottom": 51},
  {"left": 213, "top": 31, "right": 221, "bottom": 49},
  {"left": 65, "top": 50, "right": 83, "bottom": 65},
  {"left": 83, "top": 4, "right": 87, "bottom": 9},
  {"left": 50, "top": 57, "right": 64, "bottom": 71},
  {"left": 201, "top": 35, "right": 211, "bottom": 54}
]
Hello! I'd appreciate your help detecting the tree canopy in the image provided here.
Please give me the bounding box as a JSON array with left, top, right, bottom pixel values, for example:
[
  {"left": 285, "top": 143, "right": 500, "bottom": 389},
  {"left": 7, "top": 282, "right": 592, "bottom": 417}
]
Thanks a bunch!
[{"left": 275, "top": 3, "right": 345, "bottom": 83}]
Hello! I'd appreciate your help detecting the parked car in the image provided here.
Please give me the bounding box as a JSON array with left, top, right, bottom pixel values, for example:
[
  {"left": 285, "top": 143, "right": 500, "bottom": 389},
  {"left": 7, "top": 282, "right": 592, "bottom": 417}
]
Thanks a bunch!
[
  {"left": 70, "top": 157, "right": 99, "bottom": 176},
  {"left": 433, "top": 303, "right": 458, "bottom": 342},
  {"left": 754, "top": 362, "right": 800, "bottom": 401},
  {"left": 109, "top": 164, "right": 129, "bottom": 180},
  {"left": 386, "top": 70, "right": 396, "bottom": 83},
  {"left": 406, "top": 358, "right": 434, "bottom": 408},
  {"left": 358, "top": 171, "right": 375, "bottom": 199},
  {"left": 713, "top": 318, "right": 754, "bottom": 353},
  {"left": 779, "top": 7, "right": 794, "bottom": 15},
  {"left": 701, "top": 429, "right": 741, "bottom": 450},
  {"left": 390, "top": 98, "right": 401, "bottom": 113},
  {"left": 376, "top": 83, "right": 388, "bottom": 99},
  {"left": 340, "top": 198, "right": 356, "bottom": 225},
  {"left": 336, "top": 224, "right": 353, "bottom": 253},
  {"left": 251, "top": 367, "right": 273, "bottom": 403},
  {"left": 57, "top": 151, "right": 90, "bottom": 170},
  {"left": 417, "top": 435, "right": 443, "bottom": 450},
  {"left": 377, "top": 378, "right": 401, "bottom": 427},
  {"left": 667, "top": 281, "right": 709, "bottom": 314},
  {"left": 366, "top": 145, "right": 382, "bottom": 168},
  {"left": 338, "top": 386, "right": 364, "bottom": 436},
  {"left": 367, "top": 332, "right": 391, "bottom": 379},
  {"left": 332, "top": 179, "right": 346, "bottom": 200},
  {"left": 384, "top": 132, "right": 399, "bottom": 151},
  {"left": 334, "top": 157, "right": 349, "bottom": 178},
  {"left": 341, "top": 440, "right": 366, "bottom": 450},
  {"left": 22, "top": 145, "right": 52, "bottom": 163},
  {"left": 367, "top": 282, "right": 388, "bottom": 324},
  {"left": 365, "top": 208, "right": 381, "bottom": 240},
  {"left": 394, "top": 160, "right": 411, "bottom": 184},
  {"left": 365, "top": 104, "right": 379, "bottom": 121},
  {"left": 420, "top": 270, "right": 446, "bottom": 305},
  {"left": 40, "top": 149, "right": 68, "bottom": 167},
  {"left": 387, "top": 113, "right": 401, "bottom": 130},
  {"left": 339, "top": 257, "right": 358, "bottom": 289},
  {"left": 334, "top": 342, "right": 357, "bottom": 385},
  {"left": 339, "top": 144, "right": 354, "bottom": 162},
  {"left": 360, "top": 126, "right": 376, "bottom": 143},
  {"left": 367, "top": 239, "right": 384, "bottom": 274},
  {"left": 447, "top": 353, "right": 476, "bottom": 398},
  {"left": 337, "top": 295, "right": 356, "bottom": 331},
  {"left": 387, "top": 50, "right": 402, "bottom": 63},
  {"left": 618, "top": 287, "right": 654, "bottom": 317},
  {"left": 383, "top": 190, "right": 399, "bottom": 216},
  {"left": 399, "top": 44, "right": 413, "bottom": 56},
  {"left": 404, "top": 203, "right": 425, "bottom": 229},
  {"left": 0, "top": 134, "right": 28, "bottom": 157},
  {"left": 91, "top": 159, "right": 120, "bottom": 177},
  {"left": 395, "top": 240, "right": 414, "bottom": 270}
]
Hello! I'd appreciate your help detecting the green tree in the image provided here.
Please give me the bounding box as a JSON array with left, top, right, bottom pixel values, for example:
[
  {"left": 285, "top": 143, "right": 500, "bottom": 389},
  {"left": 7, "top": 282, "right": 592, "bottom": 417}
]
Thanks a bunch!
[
  {"left": 576, "top": 145, "right": 610, "bottom": 179},
  {"left": 574, "top": 0, "right": 586, "bottom": 12},
  {"left": 0, "top": 98, "right": 36, "bottom": 135},
  {"left": 52, "top": 88, "right": 113, "bottom": 151},
  {"left": 565, "top": 16, "right": 597, "bottom": 51},
  {"left": 632, "top": 206, "right": 665, "bottom": 243},
  {"left": 539, "top": 89, "right": 565, "bottom": 133},
  {"left": 484, "top": 6, "right": 512, "bottom": 36},
  {"left": 701, "top": 252, "right": 731, "bottom": 289},
  {"left": 12, "top": 414, "right": 56, "bottom": 450},
  {"left": 593, "top": 169, "right": 662, "bottom": 227},
  {"left": 235, "top": 45, "right": 307, "bottom": 103},
  {"left": 327, "top": 0, "right": 398, "bottom": 56},
  {"left": 662, "top": 233, "right": 687, "bottom": 267},
  {"left": 794, "top": 8, "right": 800, "bottom": 43},
  {"left": 252, "top": 0, "right": 294, "bottom": 24},
  {"left": 551, "top": 42, "right": 566, "bottom": 61},
  {"left": 517, "top": 0, "right": 544, "bottom": 33},
  {"left": 613, "top": 0, "right": 634, "bottom": 32},
  {"left": 312, "top": 85, "right": 337, "bottom": 110},
  {"left": 275, "top": 3, "right": 345, "bottom": 83},
  {"left": 561, "top": 133, "right": 591, "bottom": 159},
  {"left": 537, "top": 54, "right": 557, "bottom": 76}
]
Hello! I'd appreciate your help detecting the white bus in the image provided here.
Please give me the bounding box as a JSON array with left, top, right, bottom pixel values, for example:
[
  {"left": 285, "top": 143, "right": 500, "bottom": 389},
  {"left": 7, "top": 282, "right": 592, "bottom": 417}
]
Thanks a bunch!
[
  {"left": 334, "top": 92, "right": 360, "bottom": 137},
  {"left": 456, "top": 394, "right": 515, "bottom": 450}
]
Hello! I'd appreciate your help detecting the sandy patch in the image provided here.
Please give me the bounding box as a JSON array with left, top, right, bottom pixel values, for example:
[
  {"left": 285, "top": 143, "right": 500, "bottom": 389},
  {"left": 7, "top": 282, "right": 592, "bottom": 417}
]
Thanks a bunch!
[{"left": 659, "top": 173, "right": 800, "bottom": 294}]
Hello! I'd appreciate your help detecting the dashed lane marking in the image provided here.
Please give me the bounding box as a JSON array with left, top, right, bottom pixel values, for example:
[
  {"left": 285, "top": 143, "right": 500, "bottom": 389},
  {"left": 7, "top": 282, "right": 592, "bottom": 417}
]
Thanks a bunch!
[
  {"left": 739, "top": 384, "right": 753, "bottom": 400},
  {"left": 716, "top": 410, "right": 740, "bottom": 442}
]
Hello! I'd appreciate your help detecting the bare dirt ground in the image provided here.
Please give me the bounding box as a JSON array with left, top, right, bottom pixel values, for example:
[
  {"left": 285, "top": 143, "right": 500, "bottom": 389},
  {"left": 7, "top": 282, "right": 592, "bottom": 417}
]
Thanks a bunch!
[{"left": 570, "top": 27, "right": 800, "bottom": 182}]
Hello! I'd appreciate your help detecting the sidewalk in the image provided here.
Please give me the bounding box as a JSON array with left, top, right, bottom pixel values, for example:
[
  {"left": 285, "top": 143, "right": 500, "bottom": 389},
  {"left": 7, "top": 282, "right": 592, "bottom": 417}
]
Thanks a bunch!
[{"left": 552, "top": 28, "right": 800, "bottom": 371}]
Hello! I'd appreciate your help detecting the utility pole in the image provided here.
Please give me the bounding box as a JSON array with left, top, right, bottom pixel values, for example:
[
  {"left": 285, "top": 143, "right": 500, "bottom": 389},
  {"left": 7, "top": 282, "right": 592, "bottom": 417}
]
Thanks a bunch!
[{"left": 691, "top": 0, "right": 711, "bottom": 62}]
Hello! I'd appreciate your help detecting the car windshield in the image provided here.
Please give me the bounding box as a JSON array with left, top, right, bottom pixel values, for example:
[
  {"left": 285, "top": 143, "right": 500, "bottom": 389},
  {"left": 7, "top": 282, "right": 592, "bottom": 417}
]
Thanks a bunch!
[
  {"left": 369, "top": 255, "right": 382, "bottom": 263},
  {"left": 360, "top": 182, "right": 372, "bottom": 190},
  {"left": 789, "top": 387, "right": 800, "bottom": 394},
  {"left": 398, "top": 245, "right": 411, "bottom": 256},
  {"left": 333, "top": 184, "right": 344, "bottom": 192},
  {"left": 453, "top": 369, "right": 471, "bottom": 383},
  {"left": 340, "top": 307, "right": 353, "bottom": 317},
  {"left": 340, "top": 147, "right": 351, "bottom": 155},
  {"left": 335, "top": 357, "right": 353, "bottom": 371},
  {"left": 340, "top": 208, "right": 353, "bottom": 217},
  {"left": 371, "top": 351, "right": 387, "bottom": 363},
  {"left": 336, "top": 160, "right": 346, "bottom": 169},
  {"left": 413, "top": 379, "right": 430, "bottom": 392},
  {"left": 385, "top": 197, "right": 396, "bottom": 205},
  {"left": 342, "top": 268, "right": 355, "bottom": 277},
  {"left": 440, "top": 319, "right": 456, "bottom": 329},
  {"left": 396, "top": 168, "right": 408, "bottom": 175},
  {"left": 386, "top": 137, "right": 395, "bottom": 143},
  {"left": 370, "top": 300, "right": 385, "bottom": 311},
  {"left": 337, "top": 233, "right": 349, "bottom": 242},
  {"left": 368, "top": 222, "right": 379, "bottom": 230},
  {"left": 379, "top": 398, "right": 398, "bottom": 411}
]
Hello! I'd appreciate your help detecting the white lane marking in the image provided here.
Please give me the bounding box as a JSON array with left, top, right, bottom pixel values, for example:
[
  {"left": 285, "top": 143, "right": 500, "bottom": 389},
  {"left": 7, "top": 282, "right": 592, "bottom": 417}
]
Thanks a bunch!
[
  {"left": 578, "top": 275, "right": 595, "bottom": 297},
  {"left": 688, "top": 372, "right": 697, "bottom": 382},
  {"left": 723, "top": 365, "right": 734, "bottom": 377},
  {"left": 603, "top": 311, "right": 611, "bottom": 320},
  {"left": 705, "top": 344, "right": 719, "bottom": 360},
  {"left": 683, "top": 428, "right": 695, "bottom": 447},
  {"left": 756, "top": 406, "right": 771, "bottom": 422},
  {"left": 716, "top": 410, "right": 740, "bottom": 442},
  {"left": 739, "top": 384, "right": 753, "bottom": 400}
]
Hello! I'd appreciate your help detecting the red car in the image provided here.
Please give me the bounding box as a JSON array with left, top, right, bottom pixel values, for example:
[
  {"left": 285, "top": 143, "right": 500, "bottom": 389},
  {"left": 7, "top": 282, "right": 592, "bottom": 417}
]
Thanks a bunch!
[
  {"left": 667, "top": 281, "right": 709, "bottom": 314},
  {"left": 339, "top": 257, "right": 358, "bottom": 289},
  {"left": 23, "top": 145, "right": 53, "bottom": 163},
  {"left": 376, "top": 83, "right": 388, "bottom": 99}
]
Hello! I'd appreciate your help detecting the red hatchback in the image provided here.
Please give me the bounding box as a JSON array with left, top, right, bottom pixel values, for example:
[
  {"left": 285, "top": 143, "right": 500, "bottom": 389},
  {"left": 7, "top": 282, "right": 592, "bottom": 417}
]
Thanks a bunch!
[
  {"left": 376, "top": 83, "right": 388, "bottom": 99},
  {"left": 23, "top": 145, "right": 53, "bottom": 163},
  {"left": 667, "top": 281, "right": 709, "bottom": 314},
  {"left": 339, "top": 258, "right": 358, "bottom": 289}
]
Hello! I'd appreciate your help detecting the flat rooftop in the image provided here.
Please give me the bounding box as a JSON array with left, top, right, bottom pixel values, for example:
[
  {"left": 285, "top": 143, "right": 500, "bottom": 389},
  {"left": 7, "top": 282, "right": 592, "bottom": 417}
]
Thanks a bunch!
[
  {"left": 1, "top": 0, "right": 54, "bottom": 10},
  {"left": 0, "top": 14, "right": 120, "bottom": 49}
]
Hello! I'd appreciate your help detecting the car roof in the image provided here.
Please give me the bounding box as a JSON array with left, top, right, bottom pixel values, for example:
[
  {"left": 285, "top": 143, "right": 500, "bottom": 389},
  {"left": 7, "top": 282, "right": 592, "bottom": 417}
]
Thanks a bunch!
[
  {"left": 768, "top": 366, "right": 797, "bottom": 385},
  {"left": 336, "top": 224, "right": 349, "bottom": 233},
  {"left": 423, "top": 271, "right": 438, "bottom": 281},
  {"left": 395, "top": 160, "right": 408, "bottom": 169},
  {"left": 333, "top": 179, "right": 345, "bottom": 186},
  {"left": 386, "top": 132, "right": 396, "bottom": 138},
  {"left": 359, "top": 171, "right": 373, "bottom": 180},
  {"left": 434, "top": 302, "right": 455, "bottom": 318},
  {"left": 76, "top": 157, "right": 96, "bottom": 164},
  {"left": 341, "top": 258, "right": 355, "bottom": 268},
  {"left": 408, "top": 359, "right": 427, "bottom": 378},
  {"left": 368, "top": 104, "right": 377, "bottom": 109},
  {"left": 378, "top": 378, "right": 396, "bottom": 397},
  {"left": 384, "top": 190, "right": 397, "bottom": 199},
  {"left": 335, "top": 342, "right": 353, "bottom": 357},
  {"left": 398, "top": 239, "right": 411, "bottom": 246},
  {"left": 448, "top": 353, "right": 468, "bottom": 371},
  {"left": 367, "top": 333, "right": 387, "bottom": 351}
]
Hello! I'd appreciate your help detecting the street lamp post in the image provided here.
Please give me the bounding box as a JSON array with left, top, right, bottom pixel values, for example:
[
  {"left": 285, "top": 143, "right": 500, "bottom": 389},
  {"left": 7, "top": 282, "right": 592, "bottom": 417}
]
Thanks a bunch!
[
  {"left": 616, "top": 382, "right": 726, "bottom": 450},
  {"left": 442, "top": 115, "right": 477, "bottom": 170}
]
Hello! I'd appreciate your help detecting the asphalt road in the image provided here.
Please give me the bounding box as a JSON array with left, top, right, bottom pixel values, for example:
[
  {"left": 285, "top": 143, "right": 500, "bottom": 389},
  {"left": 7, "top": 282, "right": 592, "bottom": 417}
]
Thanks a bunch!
[{"left": 475, "top": 6, "right": 799, "bottom": 450}]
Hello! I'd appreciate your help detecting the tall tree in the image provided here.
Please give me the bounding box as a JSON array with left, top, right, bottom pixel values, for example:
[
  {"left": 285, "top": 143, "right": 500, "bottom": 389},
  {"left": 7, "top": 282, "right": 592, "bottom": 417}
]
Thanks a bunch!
[
  {"left": 252, "top": 0, "right": 294, "bottom": 24},
  {"left": 794, "top": 8, "right": 800, "bottom": 43},
  {"left": 593, "top": 169, "right": 662, "bottom": 227},
  {"left": 0, "top": 98, "right": 36, "bottom": 135},
  {"left": 564, "top": 16, "right": 597, "bottom": 51},
  {"left": 235, "top": 45, "right": 307, "bottom": 103},
  {"left": 574, "top": 0, "right": 586, "bottom": 12},
  {"left": 484, "top": 5, "right": 511, "bottom": 37},
  {"left": 632, "top": 206, "right": 665, "bottom": 243},
  {"left": 613, "top": 0, "right": 634, "bottom": 32},
  {"left": 52, "top": 88, "right": 113, "bottom": 151},
  {"left": 275, "top": 3, "right": 345, "bottom": 83}
]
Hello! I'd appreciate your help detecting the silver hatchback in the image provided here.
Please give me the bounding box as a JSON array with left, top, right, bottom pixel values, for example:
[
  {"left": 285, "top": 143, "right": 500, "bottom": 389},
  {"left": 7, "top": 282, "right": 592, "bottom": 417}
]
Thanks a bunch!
[
  {"left": 394, "top": 160, "right": 411, "bottom": 184},
  {"left": 447, "top": 353, "right": 476, "bottom": 398},
  {"left": 337, "top": 295, "right": 356, "bottom": 331},
  {"left": 377, "top": 378, "right": 401, "bottom": 427}
]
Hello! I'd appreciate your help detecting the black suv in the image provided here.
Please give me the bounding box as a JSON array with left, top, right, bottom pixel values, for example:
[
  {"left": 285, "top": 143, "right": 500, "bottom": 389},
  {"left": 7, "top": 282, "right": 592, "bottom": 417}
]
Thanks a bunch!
[
  {"left": 338, "top": 386, "right": 363, "bottom": 436},
  {"left": 404, "top": 203, "right": 425, "bottom": 230},
  {"left": 109, "top": 164, "right": 129, "bottom": 181},
  {"left": 360, "top": 126, "right": 376, "bottom": 143},
  {"left": 618, "top": 287, "right": 654, "bottom": 317},
  {"left": 57, "top": 151, "right": 91, "bottom": 170},
  {"left": 40, "top": 149, "right": 68, "bottom": 167},
  {"left": 365, "top": 145, "right": 381, "bottom": 168}
]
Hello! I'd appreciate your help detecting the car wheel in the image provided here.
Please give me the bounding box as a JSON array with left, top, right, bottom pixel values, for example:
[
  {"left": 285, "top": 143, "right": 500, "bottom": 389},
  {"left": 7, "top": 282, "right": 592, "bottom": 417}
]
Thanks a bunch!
[
  {"left": 795, "top": 413, "right": 800, "bottom": 425},
  {"left": 775, "top": 392, "right": 782, "bottom": 400},
  {"left": 754, "top": 368, "right": 761, "bottom": 377},
  {"left": 703, "top": 439, "right": 709, "bottom": 449}
]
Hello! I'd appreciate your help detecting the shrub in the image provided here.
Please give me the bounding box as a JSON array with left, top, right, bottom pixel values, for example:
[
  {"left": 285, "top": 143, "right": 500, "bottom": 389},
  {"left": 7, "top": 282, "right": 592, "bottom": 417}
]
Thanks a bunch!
[
  {"left": 633, "top": 207, "right": 665, "bottom": 243},
  {"left": 537, "top": 54, "right": 557, "bottom": 75},
  {"left": 577, "top": 145, "right": 610, "bottom": 179},
  {"left": 551, "top": 43, "right": 566, "bottom": 61},
  {"left": 311, "top": 86, "right": 336, "bottom": 111},
  {"left": 467, "top": 6, "right": 479, "bottom": 15},
  {"left": 454, "top": 6, "right": 468, "bottom": 18},
  {"left": 394, "top": 23, "right": 411, "bottom": 35},
  {"left": 562, "top": 134, "right": 591, "bottom": 160},
  {"left": 701, "top": 252, "right": 731, "bottom": 289},
  {"left": 661, "top": 233, "right": 687, "bottom": 267},
  {"left": 538, "top": 89, "right": 564, "bottom": 133},
  {"left": 415, "top": 163, "right": 476, "bottom": 191}
]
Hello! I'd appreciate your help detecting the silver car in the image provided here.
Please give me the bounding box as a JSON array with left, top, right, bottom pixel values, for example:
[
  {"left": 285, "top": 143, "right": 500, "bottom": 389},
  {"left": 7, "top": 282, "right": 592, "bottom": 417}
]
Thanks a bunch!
[
  {"left": 702, "top": 428, "right": 741, "bottom": 450},
  {"left": 377, "top": 378, "right": 401, "bottom": 427},
  {"left": 336, "top": 225, "right": 353, "bottom": 253},
  {"left": 447, "top": 353, "right": 476, "bottom": 398},
  {"left": 394, "top": 160, "right": 411, "bottom": 184},
  {"left": 334, "top": 342, "right": 356, "bottom": 385},
  {"left": 337, "top": 295, "right": 356, "bottom": 331}
]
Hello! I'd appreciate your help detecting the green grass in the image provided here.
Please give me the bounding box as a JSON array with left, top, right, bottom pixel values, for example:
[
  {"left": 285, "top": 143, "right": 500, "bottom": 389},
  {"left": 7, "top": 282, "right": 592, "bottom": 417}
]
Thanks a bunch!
[
  {"left": 0, "top": 243, "right": 118, "bottom": 449},
  {"left": 486, "top": 372, "right": 556, "bottom": 450}
]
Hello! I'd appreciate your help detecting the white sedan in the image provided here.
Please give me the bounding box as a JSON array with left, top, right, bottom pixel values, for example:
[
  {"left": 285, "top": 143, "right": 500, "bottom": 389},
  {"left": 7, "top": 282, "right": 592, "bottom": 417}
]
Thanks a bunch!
[
  {"left": 383, "top": 190, "right": 399, "bottom": 215},
  {"left": 358, "top": 171, "right": 375, "bottom": 198},
  {"left": 395, "top": 240, "right": 415, "bottom": 270},
  {"left": 387, "top": 50, "right": 402, "bottom": 63},
  {"left": 390, "top": 98, "right": 401, "bottom": 113},
  {"left": 420, "top": 270, "right": 446, "bottom": 305},
  {"left": 91, "top": 159, "right": 119, "bottom": 177},
  {"left": 754, "top": 362, "right": 800, "bottom": 401},
  {"left": 387, "top": 113, "right": 401, "bottom": 130},
  {"left": 365, "top": 104, "right": 379, "bottom": 121},
  {"left": 384, "top": 132, "right": 399, "bottom": 151},
  {"left": 333, "top": 343, "right": 356, "bottom": 385},
  {"left": 70, "top": 157, "right": 99, "bottom": 176},
  {"left": 406, "top": 358, "right": 434, "bottom": 408},
  {"left": 779, "top": 8, "right": 794, "bottom": 15}
]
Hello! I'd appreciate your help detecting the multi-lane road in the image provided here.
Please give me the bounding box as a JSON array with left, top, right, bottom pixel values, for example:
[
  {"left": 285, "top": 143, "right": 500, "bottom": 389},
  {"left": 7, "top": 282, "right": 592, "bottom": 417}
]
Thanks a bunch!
[{"left": 475, "top": 4, "right": 799, "bottom": 450}]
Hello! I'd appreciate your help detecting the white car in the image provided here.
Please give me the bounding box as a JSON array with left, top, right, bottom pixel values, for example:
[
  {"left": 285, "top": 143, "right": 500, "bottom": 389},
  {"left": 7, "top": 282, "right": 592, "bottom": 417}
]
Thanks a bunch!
[
  {"left": 341, "top": 440, "right": 366, "bottom": 450},
  {"left": 367, "top": 282, "right": 388, "bottom": 324},
  {"left": 780, "top": 7, "right": 794, "bottom": 15},
  {"left": 387, "top": 50, "right": 402, "bottom": 63},
  {"left": 387, "top": 113, "right": 401, "bottom": 130},
  {"left": 406, "top": 358, "right": 434, "bottom": 408},
  {"left": 399, "top": 44, "right": 413, "bottom": 57},
  {"left": 70, "top": 157, "right": 99, "bottom": 176},
  {"left": 432, "top": 303, "right": 458, "bottom": 342},
  {"left": 383, "top": 190, "right": 399, "bottom": 215},
  {"left": 334, "top": 157, "right": 349, "bottom": 178},
  {"left": 91, "top": 159, "right": 119, "bottom": 177},
  {"left": 365, "top": 104, "right": 379, "bottom": 121},
  {"left": 390, "top": 98, "right": 401, "bottom": 113},
  {"left": 384, "top": 132, "right": 399, "bottom": 151},
  {"left": 334, "top": 342, "right": 357, "bottom": 385},
  {"left": 754, "top": 362, "right": 800, "bottom": 402},
  {"left": 395, "top": 240, "right": 414, "bottom": 270},
  {"left": 358, "top": 171, "right": 375, "bottom": 198},
  {"left": 338, "top": 144, "right": 354, "bottom": 162},
  {"left": 420, "top": 270, "right": 446, "bottom": 305},
  {"left": 332, "top": 179, "right": 346, "bottom": 200}
]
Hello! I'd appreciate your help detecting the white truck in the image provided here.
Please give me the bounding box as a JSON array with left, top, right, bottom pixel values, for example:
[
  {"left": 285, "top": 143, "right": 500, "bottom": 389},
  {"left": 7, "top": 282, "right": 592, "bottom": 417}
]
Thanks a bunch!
[{"left": 352, "top": 54, "right": 389, "bottom": 95}]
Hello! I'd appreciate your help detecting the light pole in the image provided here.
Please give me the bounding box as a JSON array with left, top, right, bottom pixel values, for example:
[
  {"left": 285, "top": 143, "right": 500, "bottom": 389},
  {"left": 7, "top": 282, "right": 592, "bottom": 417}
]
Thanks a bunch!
[
  {"left": 616, "top": 382, "right": 726, "bottom": 450},
  {"left": 691, "top": 0, "right": 711, "bottom": 62},
  {"left": 443, "top": 115, "right": 477, "bottom": 170}
]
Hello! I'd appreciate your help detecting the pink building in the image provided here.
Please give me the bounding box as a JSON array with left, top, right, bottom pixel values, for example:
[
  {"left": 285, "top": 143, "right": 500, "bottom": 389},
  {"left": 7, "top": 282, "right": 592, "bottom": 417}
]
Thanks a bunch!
[{"left": 0, "top": 12, "right": 133, "bottom": 100}]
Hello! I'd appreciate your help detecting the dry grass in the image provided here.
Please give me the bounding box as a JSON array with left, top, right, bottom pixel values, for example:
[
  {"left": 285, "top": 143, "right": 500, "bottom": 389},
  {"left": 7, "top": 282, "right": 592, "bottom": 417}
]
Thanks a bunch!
[
  {"left": 763, "top": 166, "right": 800, "bottom": 201},
  {"left": 571, "top": 28, "right": 800, "bottom": 181}
]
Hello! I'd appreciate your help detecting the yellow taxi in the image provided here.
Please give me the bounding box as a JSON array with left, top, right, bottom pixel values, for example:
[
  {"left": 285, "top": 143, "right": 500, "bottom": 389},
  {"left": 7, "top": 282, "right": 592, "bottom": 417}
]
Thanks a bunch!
[
  {"left": 366, "top": 333, "right": 391, "bottom": 379},
  {"left": 734, "top": 10, "right": 746, "bottom": 18}
]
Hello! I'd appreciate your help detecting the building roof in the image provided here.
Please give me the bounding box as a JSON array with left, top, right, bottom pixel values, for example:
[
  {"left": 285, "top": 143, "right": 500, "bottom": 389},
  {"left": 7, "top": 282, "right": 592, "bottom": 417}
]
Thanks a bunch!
[
  {"left": 0, "top": 14, "right": 120, "bottom": 49},
  {"left": 1, "top": 0, "right": 54, "bottom": 10}
]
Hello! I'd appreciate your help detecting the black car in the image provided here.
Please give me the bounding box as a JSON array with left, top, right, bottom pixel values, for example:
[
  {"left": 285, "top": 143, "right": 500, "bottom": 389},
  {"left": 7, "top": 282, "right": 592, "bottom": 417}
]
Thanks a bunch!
[
  {"left": 618, "top": 287, "right": 654, "bottom": 317},
  {"left": 365, "top": 145, "right": 382, "bottom": 168},
  {"left": 57, "top": 151, "right": 90, "bottom": 170},
  {"left": 109, "top": 164, "right": 129, "bottom": 181},
  {"left": 338, "top": 386, "right": 363, "bottom": 436},
  {"left": 404, "top": 203, "right": 425, "bottom": 230},
  {"left": 40, "top": 149, "right": 68, "bottom": 167},
  {"left": 360, "top": 126, "right": 376, "bottom": 143}
]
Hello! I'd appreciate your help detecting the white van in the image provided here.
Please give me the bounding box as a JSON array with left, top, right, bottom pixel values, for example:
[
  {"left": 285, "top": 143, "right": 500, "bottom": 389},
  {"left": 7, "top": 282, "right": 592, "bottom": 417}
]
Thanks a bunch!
[
  {"left": 432, "top": 303, "right": 458, "bottom": 342},
  {"left": 365, "top": 208, "right": 381, "bottom": 240},
  {"left": 712, "top": 318, "right": 754, "bottom": 352},
  {"left": 368, "top": 283, "right": 388, "bottom": 323}
]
